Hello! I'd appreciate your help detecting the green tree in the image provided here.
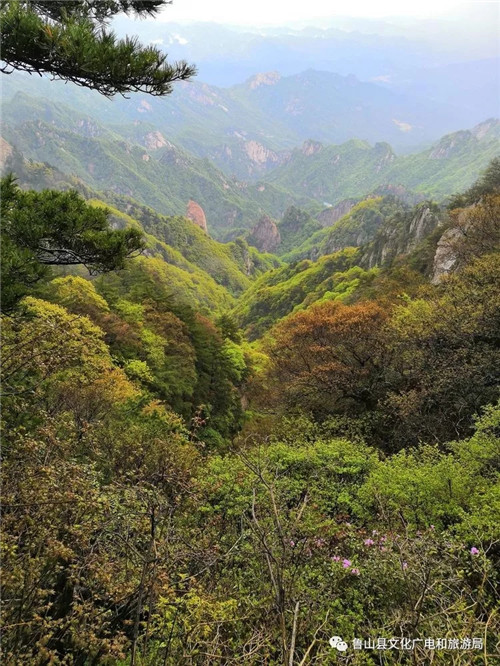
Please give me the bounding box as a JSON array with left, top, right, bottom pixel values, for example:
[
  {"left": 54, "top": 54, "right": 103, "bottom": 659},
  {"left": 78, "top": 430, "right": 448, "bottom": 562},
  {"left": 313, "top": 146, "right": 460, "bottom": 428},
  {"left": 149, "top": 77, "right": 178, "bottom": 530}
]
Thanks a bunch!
[
  {"left": 1, "top": 176, "right": 144, "bottom": 310},
  {"left": 0, "top": 0, "right": 195, "bottom": 96}
]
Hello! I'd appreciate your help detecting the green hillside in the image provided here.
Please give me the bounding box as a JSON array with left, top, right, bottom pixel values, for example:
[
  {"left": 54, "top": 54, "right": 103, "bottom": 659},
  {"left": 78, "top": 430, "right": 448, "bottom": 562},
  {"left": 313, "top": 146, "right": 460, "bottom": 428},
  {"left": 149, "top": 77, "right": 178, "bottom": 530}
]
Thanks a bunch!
[
  {"left": 1, "top": 93, "right": 314, "bottom": 239},
  {"left": 265, "top": 119, "right": 500, "bottom": 204}
]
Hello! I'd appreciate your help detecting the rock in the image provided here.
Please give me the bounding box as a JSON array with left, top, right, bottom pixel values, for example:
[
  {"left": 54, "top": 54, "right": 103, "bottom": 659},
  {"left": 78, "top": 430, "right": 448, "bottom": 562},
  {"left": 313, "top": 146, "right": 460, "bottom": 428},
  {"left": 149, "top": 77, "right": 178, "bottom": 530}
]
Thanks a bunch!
[
  {"left": 244, "top": 141, "right": 281, "bottom": 166},
  {"left": 247, "top": 71, "right": 281, "bottom": 89},
  {"left": 248, "top": 215, "right": 281, "bottom": 253},
  {"left": 301, "top": 140, "right": 323, "bottom": 156},
  {"left": 186, "top": 200, "right": 208, "bottom": 233},
  {"left": 432, "top": 228, "right": 461, "bottom": 283},
  {"left": 317, "top": 199, "right": 357, "bottom": 227},
  {"left": 0, "top": 137, "right": 13, "bottom": 170},
  {"left": 144, "top": 131, "right": 168, "bottom": 150}
]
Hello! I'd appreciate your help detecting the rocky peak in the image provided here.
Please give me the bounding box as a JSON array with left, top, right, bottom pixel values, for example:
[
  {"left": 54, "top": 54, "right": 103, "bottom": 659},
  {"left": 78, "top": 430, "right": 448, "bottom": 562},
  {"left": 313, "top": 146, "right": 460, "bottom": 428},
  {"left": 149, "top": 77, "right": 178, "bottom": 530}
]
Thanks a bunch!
[
  {"left": 471, "top": 118, "right": 500, "bottom": 141},
  {"left": 186, "top": 200, "right": 208, "bottom": 233},
  {"left": 301, "top": 139, "right": 323, "bottom": 156},
  {"left": 244, "top": 141, "right": 281, "bottom": 166},
  {"left": 144, "top": 131, "right": 168, "bottom": 150},
  {"left": 429, "top": 131, "right": 470, "bottom": 160},
  {"left": 248, "top": 215, "right": 281, "bottom": 253},
  {"left": 316, "top": 199, "right": 356, "bottom": 227},
  {"left": 247, "top": 71, "right": 281, "bottom": 90}
]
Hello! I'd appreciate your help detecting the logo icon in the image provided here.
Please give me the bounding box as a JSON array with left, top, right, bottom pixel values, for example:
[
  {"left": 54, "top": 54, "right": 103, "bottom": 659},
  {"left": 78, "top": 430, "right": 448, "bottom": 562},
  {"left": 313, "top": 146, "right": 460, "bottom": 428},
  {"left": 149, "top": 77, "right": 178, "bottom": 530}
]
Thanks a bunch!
[{"left": 329, "top": 636, "right": 348, "bottom": 652}]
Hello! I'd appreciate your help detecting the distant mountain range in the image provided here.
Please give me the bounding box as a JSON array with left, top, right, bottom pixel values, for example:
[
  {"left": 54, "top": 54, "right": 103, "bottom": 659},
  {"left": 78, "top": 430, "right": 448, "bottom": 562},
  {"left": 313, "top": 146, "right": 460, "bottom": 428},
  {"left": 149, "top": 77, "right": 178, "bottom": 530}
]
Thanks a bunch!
[
  {"left": 264, "top": 119, "right": 500, "bottom": 205},
  {"left": 3, "top": 64, "right": 499, "bottom": 181},
  {"left": 1, "top": 76, "right": 498, "bottom": 241}
]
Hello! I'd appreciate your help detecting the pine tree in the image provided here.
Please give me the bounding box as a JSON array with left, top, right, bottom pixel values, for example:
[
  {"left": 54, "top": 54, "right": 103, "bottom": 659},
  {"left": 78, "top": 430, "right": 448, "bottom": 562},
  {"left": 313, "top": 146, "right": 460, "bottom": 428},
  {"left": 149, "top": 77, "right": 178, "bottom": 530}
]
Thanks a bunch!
[
  {"left": 0, "top": 0, "right": 195, "bottom": 97},
  {"left": 1, "top": 175, "right": 145, "bottom": 310}
]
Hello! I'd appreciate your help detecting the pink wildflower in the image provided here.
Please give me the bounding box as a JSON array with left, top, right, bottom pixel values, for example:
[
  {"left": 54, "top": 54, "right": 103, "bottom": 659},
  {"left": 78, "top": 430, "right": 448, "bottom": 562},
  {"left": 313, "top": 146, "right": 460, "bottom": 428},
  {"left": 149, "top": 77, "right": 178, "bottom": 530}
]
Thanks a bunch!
[
  {"left": 342, "top": 559, "right": 351, "bottom": 568},
  {"left": 470, "top": 547, "right": 479, "bottom": 555}
]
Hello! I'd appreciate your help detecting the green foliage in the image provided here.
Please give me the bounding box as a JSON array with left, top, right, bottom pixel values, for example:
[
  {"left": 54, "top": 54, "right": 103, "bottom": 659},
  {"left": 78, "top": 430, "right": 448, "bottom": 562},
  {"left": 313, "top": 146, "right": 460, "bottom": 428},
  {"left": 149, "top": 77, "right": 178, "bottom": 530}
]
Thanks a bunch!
[
  {"left": 284, "top": 196, "right": 410, "bottom": 262},
  {"left": 277, "top": 205, "right": 323, "bottom": 255},
  {"left": 266, "top": 125, "right": 500, "bottom": 206},
  {"left": 0, "top": 176, "right": 144, "bottom": 310},
  {"left": 1, "top": 0, "right": 195, "bottom": 96},
  {"left": 233, "top": 248, "right": 376, "bottom": 339}
]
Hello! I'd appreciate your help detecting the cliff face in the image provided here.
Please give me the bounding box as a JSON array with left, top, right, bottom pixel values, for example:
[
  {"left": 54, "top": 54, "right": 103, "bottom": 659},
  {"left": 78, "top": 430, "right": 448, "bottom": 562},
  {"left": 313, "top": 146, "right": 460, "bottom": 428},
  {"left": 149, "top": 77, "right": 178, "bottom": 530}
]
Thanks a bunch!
[
  {"left": 317, "top": 199, "right": 357, "bottom": 227},
  {"left": 362, "top": 204, "right": 442, "bottom": 269},
  {"left": 248, "top": 215, "right": 281, "bottom": 253},
  {"left": 186, "top": 200, "right": 208, "bottom": 233},
  {"left": 144, "top": 131, "right": 168, "bottom": 150},
  {"left": 431, "top": 228, "right": 461, "bottom": 283},
  {"left": 0, "top": 137, "right": 13, "bottom": 170}
]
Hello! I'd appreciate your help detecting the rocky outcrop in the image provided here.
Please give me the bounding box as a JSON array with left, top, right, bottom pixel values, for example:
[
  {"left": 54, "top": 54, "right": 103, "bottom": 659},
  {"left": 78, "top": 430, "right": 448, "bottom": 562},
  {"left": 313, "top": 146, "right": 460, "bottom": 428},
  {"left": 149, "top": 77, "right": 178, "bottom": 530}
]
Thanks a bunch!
[
  {"left": 75, "top": 119, "right": 101, "bottom": 138},
  {"left": 248, "top": 215, "right": 281, "bottom": 253},
  {"left": 137, "top": 99, "right": 153, "bottom": 113},
  {"left": 301, "top": 139, "right": 323, "bottom": 156},
  {"left": 144, "top": 131, "right": 168, "bottom": 150},
  {"left": 317, "top": 199, "right": 356, "bottom": 227},
  {"left": 362, "top": 204, "right": 442, "bottom": 269},
  {"left": 431, "top": 228, "right": 461, "bottom": 283},
  {"left": 247, "top": 71, "right": 281, "bottom": 89},
  {"left": 0, "top": 137, "right": 13, "bottom": 170},
  {"left": 186, "top": 200, "right": 208, "bottom": 233},
  {"left": 244, "top": 141, "right": 281, "bottom": 166}
]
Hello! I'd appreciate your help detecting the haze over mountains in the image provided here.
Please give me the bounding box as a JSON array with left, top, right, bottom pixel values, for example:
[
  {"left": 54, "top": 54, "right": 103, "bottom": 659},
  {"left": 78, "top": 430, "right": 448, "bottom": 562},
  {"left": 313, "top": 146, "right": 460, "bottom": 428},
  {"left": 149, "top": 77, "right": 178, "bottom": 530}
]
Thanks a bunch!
[
  {"left": 1, "top": 7, "right": 499, "bottom": 245},
  {"left": 2, "top": 64, "right": 498, "bottom": 242}
]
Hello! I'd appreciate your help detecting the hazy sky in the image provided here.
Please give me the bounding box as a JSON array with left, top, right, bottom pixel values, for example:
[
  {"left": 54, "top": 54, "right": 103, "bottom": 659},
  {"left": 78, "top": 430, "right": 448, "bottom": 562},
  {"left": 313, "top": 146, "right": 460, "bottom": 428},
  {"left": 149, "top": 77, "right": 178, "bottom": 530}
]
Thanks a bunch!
[{"left": 152, "top": 0, "right": 497, "bottom": 25}]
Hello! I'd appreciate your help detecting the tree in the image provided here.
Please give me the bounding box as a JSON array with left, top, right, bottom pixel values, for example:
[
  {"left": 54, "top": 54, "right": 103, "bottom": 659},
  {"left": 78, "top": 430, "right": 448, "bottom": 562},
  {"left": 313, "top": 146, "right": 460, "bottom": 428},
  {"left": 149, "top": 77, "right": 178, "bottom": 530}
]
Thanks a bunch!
[
  {"left": 1, "top": 176, "right": 144, "bottom": 310},
  {"left": 0, "top": 0, "right": 195, "bottom": 97},
  {"left": 265, "top": 301, "right": 390, "bottom": 418}
]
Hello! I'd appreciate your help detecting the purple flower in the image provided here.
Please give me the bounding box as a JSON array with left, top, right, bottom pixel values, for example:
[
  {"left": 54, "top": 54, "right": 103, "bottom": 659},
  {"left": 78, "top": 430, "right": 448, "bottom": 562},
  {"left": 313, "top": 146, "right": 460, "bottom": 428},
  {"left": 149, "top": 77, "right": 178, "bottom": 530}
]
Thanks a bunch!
[
  {"left": 331, "top": 555, "right": 341, "bottom": 562},
  {"left": 342, "top": 559, "right": 351, "bottom": 568},
  {"left": 364, "top": 538, "right": 374, "bottom": 546},
  {"left": 402, "top": 562, "right": 408, "bottom": 570},
  {"left": 289, "top": 540, "right": 295, "bottom": 548},
  {"left": 470, "top": 547, "right": 479, "bottom": 555},
  {"left": 350, "top": 568, "right": 360, "bottom": 575}
]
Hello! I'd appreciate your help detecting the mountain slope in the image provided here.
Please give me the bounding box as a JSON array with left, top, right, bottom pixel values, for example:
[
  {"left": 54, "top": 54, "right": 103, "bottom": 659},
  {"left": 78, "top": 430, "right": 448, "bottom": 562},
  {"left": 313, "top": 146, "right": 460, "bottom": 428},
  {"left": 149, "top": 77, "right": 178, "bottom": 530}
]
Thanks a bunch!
[
  {"left": 1, "top": 92, "right": 314, "bottom": 239},
  {"left": 265, "top": 119, "right": 500, "bottom": 205}
]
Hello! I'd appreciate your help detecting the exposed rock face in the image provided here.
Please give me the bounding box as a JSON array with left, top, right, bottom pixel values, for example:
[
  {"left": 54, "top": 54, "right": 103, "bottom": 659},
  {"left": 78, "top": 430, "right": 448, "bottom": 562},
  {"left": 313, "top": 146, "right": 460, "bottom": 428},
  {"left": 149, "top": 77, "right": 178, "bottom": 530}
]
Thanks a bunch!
[
  {"left": 362, "top": 204, "right": 442, "bottom": 269},
  {"left": 0, "top": 137, "right": 13, "bottom": 170},
  {"left": 137, "top": 99, "right": 153, "bottom": 113},
  {"left": 244, "top": 141, "right": 281, "bottom": 166},
  {"left": 75, "top": 119, "right": 101, "bottom": 137},
  {"left": 144, "top": 131, "right": 168, "bottom": 150},
  {"left": 317, "top": 199, "right": 356, "bottom": 227},
  {"left": 247, "top": 71, "right": 281, "bottom": 89},
  {"left": 432, "top": 228, "right": 461, "bottom": 283},
  {"left": 429, "top": 132, "right": 469, "bottom": 160},
  {"left": 471, "top": 117, "right": 499, "bottom": 140},
  {"left": 408, "top": 206, "right": 438, "bottom": 248},
  {"left": 301, "top": 139, "right": 323, "bottom": 156},
  {"left": 186, "top": 200, "right": 208, "bottom": 233},
  {"left": 248, "top": 215, "right": 281, "bottom": 253}
]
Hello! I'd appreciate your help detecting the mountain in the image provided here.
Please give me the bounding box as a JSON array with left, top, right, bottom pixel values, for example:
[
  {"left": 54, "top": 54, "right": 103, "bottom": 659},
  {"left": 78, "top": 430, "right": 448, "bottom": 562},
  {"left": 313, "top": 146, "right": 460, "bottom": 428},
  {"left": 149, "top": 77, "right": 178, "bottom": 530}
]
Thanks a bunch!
[
  {"left": 265, "top": 120, "right": 500, "bottom": 207},
  {"left": 1, "top": 142, "right": 280, "bottom": 310},
  {"left": 1, "top": 92, "right": 313, "bottom": 239},
  {"left": 3, "top": 67, "right": 498, "bottom": 181}
]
